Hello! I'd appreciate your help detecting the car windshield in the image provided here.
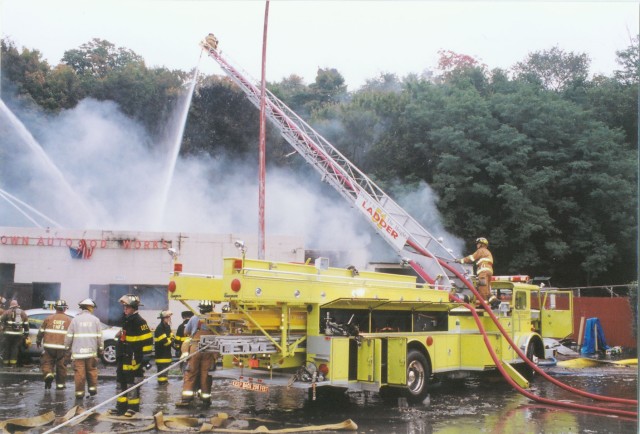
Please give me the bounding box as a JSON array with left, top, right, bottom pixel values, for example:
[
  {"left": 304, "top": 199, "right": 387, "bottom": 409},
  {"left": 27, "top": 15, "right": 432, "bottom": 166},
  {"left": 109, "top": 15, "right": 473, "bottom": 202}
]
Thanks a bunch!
[{"left": 28, "top": 310, "right": 113, "bottom": 330}]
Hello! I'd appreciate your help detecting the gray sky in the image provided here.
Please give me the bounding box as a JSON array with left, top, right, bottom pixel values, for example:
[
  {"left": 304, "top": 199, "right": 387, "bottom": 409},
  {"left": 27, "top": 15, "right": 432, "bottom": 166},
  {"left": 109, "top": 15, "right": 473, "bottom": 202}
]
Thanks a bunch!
[{"left": 2, "top": 1, "right": 638, "bottom": 89}]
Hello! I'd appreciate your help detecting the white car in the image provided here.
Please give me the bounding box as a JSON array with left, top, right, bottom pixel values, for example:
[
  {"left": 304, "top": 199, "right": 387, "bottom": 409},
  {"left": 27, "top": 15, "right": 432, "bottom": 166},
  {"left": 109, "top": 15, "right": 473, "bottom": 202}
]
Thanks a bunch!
[{"left": 25, "top": 308, "right": 120, "bottom": 365}]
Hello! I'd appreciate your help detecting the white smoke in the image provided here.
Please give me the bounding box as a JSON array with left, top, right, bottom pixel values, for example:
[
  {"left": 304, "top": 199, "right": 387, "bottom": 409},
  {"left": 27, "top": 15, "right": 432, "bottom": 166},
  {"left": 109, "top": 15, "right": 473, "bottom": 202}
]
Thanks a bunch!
[{"left": 0, "top": 93, "right": 459, "bottom": 266}]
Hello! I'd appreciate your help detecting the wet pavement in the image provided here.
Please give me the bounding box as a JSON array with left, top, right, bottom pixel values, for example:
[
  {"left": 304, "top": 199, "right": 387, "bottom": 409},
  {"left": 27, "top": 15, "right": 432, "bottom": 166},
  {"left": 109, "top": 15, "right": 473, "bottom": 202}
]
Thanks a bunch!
[{"left": 0, "top": 361, "right": 637, "bottom": 433}]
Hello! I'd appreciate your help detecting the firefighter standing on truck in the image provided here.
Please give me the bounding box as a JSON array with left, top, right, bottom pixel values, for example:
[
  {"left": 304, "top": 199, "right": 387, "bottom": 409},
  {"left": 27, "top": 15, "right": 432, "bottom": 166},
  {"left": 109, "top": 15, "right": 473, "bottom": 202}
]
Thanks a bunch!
[
  {"left": 110, "top": 294, "right": 153, "bottom": 417},
  {"left": 176, "top": 301, "right": 215, "bottom": 408},
  {"left": 1, "top": 300, "right": 29, "bottom": 367},
  {"left": 37, "top": 300, "right": 72, "bottom": 390},
  {"left": 154, "top": 310, "right": 174, "bottom": 384},
  {"left": 65, "top": 298, "right": 103, "bottom": 399},
  {"left": 458, "top": 237, "right": 494, "bottom": 304}
]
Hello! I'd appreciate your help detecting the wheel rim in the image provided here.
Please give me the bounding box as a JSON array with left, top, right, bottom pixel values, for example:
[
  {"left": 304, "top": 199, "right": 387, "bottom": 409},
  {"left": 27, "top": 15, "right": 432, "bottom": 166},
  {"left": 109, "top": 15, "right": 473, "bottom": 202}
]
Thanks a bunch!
[
  {"left": 407, "top": 359, "right": 425, "bottom": 394},
  {"left": 103, "top": 345, "right": 117, "bottom": 363}
]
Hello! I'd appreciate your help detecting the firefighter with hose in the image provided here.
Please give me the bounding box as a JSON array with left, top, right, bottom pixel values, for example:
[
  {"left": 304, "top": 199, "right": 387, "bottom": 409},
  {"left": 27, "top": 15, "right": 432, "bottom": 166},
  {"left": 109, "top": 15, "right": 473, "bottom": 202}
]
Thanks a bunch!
[
  {"left": 110, "top": 294, "right": 153, "bottom": 417},
  {"left": 457, "top": 237, "right": 498, "bottom": 308},
  {"left": 176, "top": 301, "right": 216, "bottom": 408}
]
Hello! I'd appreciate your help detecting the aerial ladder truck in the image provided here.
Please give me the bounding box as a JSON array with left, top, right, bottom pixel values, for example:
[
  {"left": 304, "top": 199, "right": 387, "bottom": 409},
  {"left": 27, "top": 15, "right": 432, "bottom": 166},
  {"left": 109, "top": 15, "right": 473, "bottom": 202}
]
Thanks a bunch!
[{"left": 167, "top": 34, "right": 576, "bottom": 405}]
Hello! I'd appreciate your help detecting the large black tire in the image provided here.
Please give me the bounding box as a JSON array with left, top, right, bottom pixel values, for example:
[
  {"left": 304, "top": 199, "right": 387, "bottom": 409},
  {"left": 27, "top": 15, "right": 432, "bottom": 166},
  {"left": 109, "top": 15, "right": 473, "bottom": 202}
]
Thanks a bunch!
[
  {"left": 517, "top": 338, "right": 541, "bottom": 381},
  {"left": 405, "top": 349, "right": 430, "bottom": 403}
]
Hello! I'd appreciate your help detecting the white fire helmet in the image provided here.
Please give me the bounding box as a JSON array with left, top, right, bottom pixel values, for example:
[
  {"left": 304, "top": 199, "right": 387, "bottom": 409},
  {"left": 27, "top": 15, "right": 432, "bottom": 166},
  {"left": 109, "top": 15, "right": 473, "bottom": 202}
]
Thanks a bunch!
[
  {"left": 158, "top": 310, "right": 173, "bottom": 319},
  {"left": 78, "top": 298, "right": 97, "bottom": 309}
]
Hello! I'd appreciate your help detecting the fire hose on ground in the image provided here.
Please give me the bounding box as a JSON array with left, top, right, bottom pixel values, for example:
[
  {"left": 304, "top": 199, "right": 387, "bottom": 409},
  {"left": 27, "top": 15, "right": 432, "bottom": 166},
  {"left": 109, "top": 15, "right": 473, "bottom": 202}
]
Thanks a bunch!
[{"left": 41, "top": 343, "right": 212, "bottom": 434}]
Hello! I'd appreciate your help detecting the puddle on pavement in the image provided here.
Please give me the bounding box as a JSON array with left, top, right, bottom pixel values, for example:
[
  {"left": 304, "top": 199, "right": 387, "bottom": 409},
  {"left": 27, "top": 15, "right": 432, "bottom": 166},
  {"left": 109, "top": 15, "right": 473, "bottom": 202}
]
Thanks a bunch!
[{"left": 0, "top": 369, "right": 636, "bottom": 433}]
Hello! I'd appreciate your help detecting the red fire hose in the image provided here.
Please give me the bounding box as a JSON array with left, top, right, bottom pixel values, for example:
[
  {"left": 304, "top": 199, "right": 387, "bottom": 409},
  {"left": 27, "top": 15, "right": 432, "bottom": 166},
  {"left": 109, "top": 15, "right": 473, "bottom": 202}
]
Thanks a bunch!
[{"left": 406, "top": 250, "right": 637, "bottom": 417}]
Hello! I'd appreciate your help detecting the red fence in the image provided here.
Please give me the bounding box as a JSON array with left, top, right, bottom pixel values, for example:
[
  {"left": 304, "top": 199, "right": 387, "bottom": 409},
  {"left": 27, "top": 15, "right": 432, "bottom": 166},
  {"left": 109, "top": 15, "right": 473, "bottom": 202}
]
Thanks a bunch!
[{"left": 572, "top": 297, "right": 636, "bottom": 349}]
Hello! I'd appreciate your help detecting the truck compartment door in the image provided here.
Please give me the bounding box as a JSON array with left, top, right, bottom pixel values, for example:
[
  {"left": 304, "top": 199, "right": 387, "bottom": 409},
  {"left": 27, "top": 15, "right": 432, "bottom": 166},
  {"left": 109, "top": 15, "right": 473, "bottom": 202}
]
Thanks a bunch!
[
  {"left": 357, "top": 337, "right": 381, "bottom": 383},
  {"left": 386, "top": 337, "right": 407, "bottom": 385}
]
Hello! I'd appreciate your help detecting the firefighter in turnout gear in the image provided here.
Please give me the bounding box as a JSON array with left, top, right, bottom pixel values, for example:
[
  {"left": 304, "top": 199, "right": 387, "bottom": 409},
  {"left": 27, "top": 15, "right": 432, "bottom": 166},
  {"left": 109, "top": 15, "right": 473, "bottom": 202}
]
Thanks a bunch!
[
  {"left": 173, "top": 310, "right": 194, "bottom": 359},
  {"left": 458, "top": 237, "right": 494, "bottom": 303},
  {"left": 154, "top": 310, "right": 174, "bottom": 384},
  {"left": 37, "top": 300, "right": 72, "bottom": 390},
  {"left": 1, "top": 300, "right": 29, "bottom": 367},
  {"left": 110, "top": 294, "right": 153, "bottom": 417},
  {"left": 65, "top": 298, "right": 103, "bottom": 399},
  {"left": 176, "top": 301, "right": 216, "bottom": 408}
]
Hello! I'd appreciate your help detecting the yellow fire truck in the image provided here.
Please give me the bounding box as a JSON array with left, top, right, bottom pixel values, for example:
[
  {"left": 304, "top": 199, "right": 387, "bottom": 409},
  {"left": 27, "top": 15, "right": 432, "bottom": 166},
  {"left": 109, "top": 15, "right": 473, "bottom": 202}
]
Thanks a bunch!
[
  {"left": 169, "top": 34, "right": 574, "bottom": 403},
  {"left": 168, "top": 256, "right": 572, "bottom": 403}
]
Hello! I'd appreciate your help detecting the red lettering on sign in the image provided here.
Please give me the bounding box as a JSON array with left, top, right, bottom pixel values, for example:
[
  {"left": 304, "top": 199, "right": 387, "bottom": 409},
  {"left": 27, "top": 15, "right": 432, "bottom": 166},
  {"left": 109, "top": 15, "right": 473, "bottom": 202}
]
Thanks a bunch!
[{"left": 1, "top": 234, "right": 171, "bottom": 250}]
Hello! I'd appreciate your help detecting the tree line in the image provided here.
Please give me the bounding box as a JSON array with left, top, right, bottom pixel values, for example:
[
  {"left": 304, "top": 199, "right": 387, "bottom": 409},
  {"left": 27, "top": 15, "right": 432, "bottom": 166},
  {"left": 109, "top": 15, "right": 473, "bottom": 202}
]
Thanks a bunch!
[{"left": 1, "top": 37, "right": 637, "bottom": 286}]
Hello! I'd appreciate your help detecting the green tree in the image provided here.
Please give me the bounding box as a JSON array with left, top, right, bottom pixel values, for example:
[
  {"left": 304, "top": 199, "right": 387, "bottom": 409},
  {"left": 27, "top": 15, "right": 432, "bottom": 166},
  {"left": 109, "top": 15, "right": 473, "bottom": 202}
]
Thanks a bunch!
[{"left": 513, "top": 46, "right": 590, "bottom": 91}]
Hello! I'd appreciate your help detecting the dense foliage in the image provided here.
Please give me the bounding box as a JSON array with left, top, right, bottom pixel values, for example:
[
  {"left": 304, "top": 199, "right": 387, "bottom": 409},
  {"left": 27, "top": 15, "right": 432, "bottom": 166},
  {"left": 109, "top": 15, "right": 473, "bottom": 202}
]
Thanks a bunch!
[{"left": 2, "top": 37, "right": 637, "bottom": 286}]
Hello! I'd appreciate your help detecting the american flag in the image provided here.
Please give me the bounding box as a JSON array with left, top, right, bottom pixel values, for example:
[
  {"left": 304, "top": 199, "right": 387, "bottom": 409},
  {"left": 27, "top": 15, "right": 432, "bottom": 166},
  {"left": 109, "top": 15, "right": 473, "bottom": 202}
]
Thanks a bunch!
[{"left": 69, "top": 239, "right": 94, "bottom": 259}]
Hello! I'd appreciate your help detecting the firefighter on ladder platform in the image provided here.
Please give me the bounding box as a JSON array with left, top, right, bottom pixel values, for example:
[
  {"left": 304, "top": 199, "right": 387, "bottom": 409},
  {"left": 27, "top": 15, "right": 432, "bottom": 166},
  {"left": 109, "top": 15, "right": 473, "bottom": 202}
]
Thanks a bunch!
[
  {"left": 37, "top": 299, "right": 72, "bottom": 390},
  {"left": 110, "top": 294, "right": 153, "bottom": 417},
  {"left": 457, "top": 237, "right": 497, "bottom": 307},
  {"left": 154, "top": 310, "right": 174, "bottom": 384},
  {"left": 176, "top": 301, "right": 216, "bottom": 408}
]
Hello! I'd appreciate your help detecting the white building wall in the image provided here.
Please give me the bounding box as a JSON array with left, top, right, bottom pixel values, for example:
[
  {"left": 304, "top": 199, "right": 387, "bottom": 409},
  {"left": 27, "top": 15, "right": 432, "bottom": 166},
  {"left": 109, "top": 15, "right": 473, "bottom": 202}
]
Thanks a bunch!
[{"left": 0, "top": 227, "right": 304, "bottom": 325}]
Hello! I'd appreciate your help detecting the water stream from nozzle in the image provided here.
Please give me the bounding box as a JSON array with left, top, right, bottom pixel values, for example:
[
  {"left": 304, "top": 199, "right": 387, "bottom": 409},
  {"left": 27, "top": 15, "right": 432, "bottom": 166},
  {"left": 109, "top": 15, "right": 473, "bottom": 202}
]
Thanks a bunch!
[
  {"left": 0, "top": 99, "right": 95, "bottom": 227},
  {"left": 154, "top": 61, "right": 201, "bottom": 230}
]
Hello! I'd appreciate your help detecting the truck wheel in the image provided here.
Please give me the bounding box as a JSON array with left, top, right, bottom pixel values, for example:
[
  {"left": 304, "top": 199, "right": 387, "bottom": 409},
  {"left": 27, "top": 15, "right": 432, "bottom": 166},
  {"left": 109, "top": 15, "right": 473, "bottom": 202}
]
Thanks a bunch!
[
  {"left": 517, "top": 339, "right": 540, "bottom": 381},
  {"left": 405, "top": 350, "right": 430, "bottom": 403}
]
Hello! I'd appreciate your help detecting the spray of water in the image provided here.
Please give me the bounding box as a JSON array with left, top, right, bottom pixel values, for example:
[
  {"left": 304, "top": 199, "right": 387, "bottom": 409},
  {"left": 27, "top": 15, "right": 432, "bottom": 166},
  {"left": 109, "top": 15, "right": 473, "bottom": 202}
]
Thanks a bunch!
[
  {"left": 154, "top": 65, "right": 200, "bottom": 230},
  {"left": 0, "top": 99, "right": 95, "bottom": 227},
  {"left": 0, "top": 188, "right": 63, "bottom": 228}
]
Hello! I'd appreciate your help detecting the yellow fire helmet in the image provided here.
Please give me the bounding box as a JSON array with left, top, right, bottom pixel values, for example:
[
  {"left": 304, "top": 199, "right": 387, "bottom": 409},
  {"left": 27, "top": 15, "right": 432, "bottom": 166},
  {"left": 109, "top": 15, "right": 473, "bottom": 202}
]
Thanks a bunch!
[{"left": 475, "top": 237, "right": 489, "bottom": 246}]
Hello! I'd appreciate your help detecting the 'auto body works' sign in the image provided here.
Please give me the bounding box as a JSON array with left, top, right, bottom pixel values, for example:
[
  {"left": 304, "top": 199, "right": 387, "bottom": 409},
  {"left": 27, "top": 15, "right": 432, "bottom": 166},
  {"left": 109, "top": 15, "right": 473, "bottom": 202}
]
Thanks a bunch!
[{"left": 355, "top": 191, "right": 409, "bottom": 251}]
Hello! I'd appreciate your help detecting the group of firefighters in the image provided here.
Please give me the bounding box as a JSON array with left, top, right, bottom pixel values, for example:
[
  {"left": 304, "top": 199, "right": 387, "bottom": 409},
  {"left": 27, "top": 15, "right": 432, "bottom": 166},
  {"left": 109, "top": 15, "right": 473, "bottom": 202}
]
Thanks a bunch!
[
  {"left": 0, "top": 236, "right": 493, "bottom": 416},
  {"left": 0, "top": 294, "right": 219, "bottom": 416}
]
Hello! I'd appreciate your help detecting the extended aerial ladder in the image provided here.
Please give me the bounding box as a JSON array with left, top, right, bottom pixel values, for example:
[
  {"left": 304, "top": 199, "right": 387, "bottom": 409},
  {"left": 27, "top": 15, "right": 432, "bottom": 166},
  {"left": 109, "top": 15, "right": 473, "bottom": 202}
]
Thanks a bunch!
[{"left": 200, "top": 34, "right": 472, "bottom": 292}]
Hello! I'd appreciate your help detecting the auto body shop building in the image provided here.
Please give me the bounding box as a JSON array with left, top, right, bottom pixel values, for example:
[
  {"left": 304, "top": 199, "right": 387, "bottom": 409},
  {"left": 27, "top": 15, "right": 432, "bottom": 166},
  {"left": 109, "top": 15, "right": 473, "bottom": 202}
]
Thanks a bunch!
[{"left": 0, "top": 227, "right": 304, "bottom": 325}]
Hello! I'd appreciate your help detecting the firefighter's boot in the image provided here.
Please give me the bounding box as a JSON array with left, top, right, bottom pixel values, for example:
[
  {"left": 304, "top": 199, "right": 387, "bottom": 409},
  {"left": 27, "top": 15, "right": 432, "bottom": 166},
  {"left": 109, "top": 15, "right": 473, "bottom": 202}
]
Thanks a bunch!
[
  {"left": 175, "top": 399, "right": 192, "bottom": 408},
  {"left": 109, "top": 397, "right": 128, "bottom": 416},
  {"left": 176, "top": 389, "right": 194, "bottom": 407},
  {"left": 44, "top": 373, "right": 54, "bottom": 390},
  {"left": 200, "top": 390, "right": 212, "bottom": 408}
]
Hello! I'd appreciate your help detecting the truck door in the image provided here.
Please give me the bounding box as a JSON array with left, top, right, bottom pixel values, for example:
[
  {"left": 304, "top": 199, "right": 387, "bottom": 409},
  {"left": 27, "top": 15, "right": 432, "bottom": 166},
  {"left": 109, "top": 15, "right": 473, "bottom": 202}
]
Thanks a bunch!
[
  {"left": 386, "top": 337, "right": 407, "bottom": 385},
  {"left": 357, "top": 337, "right": 381, "bottom": 384},
  {"left": 540, "top": 290, "right": 573, "bottom": 339}
]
